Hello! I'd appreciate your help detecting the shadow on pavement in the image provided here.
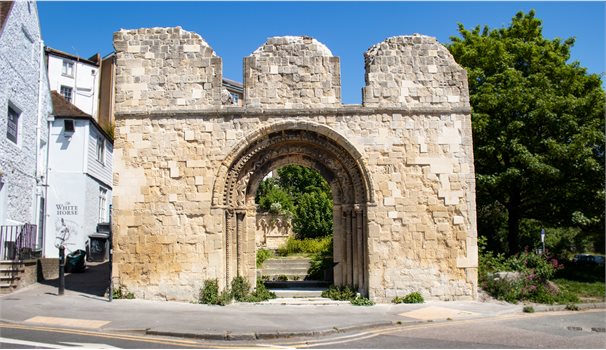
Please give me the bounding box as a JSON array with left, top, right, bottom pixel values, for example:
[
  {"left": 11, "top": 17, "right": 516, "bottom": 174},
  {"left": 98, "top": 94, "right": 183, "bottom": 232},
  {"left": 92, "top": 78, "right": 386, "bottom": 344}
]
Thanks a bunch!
[{"left": 39, "top": 261, "right": 110, "bottom": 297}]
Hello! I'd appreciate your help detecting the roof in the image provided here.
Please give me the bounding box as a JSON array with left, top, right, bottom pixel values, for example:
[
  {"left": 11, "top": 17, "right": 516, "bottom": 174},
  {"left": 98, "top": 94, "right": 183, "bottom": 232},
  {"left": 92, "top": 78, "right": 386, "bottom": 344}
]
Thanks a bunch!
[
  {"left": 45, "top": 47, "right": 101, "bottom": 66},
  {"left": 0, "top": 1, "right": 14, "bottom": 35},
  {"left": 223, "top": 78, "right": 243, "bottom": 93},
  {"left": 50, "top": 91, "right": 113, "bottom": 143},
  {"left": 51, "top": 91, "right": 90, "bottom": 118}
]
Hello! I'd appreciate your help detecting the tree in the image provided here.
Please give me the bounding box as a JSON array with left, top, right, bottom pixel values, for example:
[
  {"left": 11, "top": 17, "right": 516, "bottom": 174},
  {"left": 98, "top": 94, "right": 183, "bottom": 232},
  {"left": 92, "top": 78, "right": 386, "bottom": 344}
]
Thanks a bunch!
[
  {"left": 448, "top": 10, "right": 605, "bottom": 254},
  {"left": 255, "top": 165, "right": 333, "bottom": 239},
  {"left": 276, "top": 165, "right": 331, "bottom": 202},
  {"left": 294, "top": 191, "right": 333, "bottom": 238}
]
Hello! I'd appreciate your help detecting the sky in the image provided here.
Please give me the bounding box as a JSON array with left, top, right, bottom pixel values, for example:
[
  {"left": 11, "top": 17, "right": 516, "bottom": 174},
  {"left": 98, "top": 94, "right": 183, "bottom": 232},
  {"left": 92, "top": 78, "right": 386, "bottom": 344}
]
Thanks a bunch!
[{"left": 37, "top": 1, "right": 605, "bottom": 104}]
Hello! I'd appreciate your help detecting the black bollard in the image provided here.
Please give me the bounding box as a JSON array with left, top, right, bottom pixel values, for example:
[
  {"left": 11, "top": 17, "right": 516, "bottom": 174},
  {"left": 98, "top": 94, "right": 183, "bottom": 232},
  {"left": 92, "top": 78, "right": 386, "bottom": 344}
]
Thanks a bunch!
[{"left": 58, "top": 245, "right": 65, "bottom": 295}]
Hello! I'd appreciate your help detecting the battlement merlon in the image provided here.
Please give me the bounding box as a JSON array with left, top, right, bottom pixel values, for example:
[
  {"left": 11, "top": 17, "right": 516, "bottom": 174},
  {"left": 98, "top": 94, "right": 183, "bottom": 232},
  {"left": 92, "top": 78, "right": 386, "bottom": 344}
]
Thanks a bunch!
[{"left": 113, "top": 27, "right": 469, "bottom": 113}]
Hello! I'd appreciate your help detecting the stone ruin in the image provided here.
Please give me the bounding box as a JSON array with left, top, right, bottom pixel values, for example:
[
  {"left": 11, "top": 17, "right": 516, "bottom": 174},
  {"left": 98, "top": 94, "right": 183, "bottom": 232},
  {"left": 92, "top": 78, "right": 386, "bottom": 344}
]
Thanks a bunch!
[{"left": 111, "top": 27, "right": 478, "bottom": 302}]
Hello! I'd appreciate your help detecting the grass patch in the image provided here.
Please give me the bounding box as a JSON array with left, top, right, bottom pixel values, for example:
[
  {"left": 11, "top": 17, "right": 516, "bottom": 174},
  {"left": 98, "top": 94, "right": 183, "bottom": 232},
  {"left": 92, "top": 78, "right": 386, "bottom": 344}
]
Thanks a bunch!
[
  {"left": 256, "top": 249, "right": 274, "bottom": 268},
  {"left": 276, "top": 236, "right": 332, "bottom": 257},
  {"left": 553, "top": 278, "right": 605, "bottom": 301}
]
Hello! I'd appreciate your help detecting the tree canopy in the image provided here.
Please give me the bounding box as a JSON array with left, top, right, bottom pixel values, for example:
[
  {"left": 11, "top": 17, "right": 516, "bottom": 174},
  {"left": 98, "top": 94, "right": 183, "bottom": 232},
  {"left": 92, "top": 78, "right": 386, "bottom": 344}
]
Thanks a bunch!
[
  {"left": 448, "top": 10, "right": 605, "bottom": 255},
  {"left": 256, "top": 165, "right": 333, "bottom": 238}
]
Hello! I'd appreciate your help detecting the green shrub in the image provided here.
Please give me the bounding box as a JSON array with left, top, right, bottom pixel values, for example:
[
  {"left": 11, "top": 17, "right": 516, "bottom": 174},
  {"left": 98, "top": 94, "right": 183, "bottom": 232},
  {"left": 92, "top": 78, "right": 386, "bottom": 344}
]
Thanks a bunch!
[
  {"left": 231, "top": 276, "right": 251, "bottom": 302},
  {"left": 242, "top": 280, "right": 277, "bottom": 302},
  {"left": 200, "top": 277, "right": 276, "bottom": 305},
  {"left": 478, "top": 236, "right": 573, "bottom": 304},
  {"left": 393, "top": 292, "right": 424, "bottom": 304},
  {"left": 256, "top": 249, "right": 274, "bottom": 268},
  {"left": 351, "top": 296, "right": 374, "bottom": 306},
  {"left": 199, "top": 279, "right": 221, "bottom": 305},
  {"left": 321, "top": 285, "right": 357, "bottom": 301},
  {"left": 276, "top": 236, "right": 332, "bottom": 257},
  {"left": 217, "top": 290, "right": 233, "bottom": 306},
  {"left": 565, "top": 303, "right": 579, "bottom": 311},
  {"left": 523, "top": 306, "right": 535, "bottom": 313},
  {"left": 112, "top": 285, "right": 135, "bottom": 299}
]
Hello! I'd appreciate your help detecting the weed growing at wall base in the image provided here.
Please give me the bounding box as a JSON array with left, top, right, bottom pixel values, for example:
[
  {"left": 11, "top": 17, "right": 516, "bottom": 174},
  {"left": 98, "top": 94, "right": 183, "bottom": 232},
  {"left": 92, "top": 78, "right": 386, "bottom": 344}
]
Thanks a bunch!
[
  {"left": 199, "top": 277, "right": 276, "bottom": 305},
  {"left": 392, "top": 292, "right": 424, "bottom": 304}
]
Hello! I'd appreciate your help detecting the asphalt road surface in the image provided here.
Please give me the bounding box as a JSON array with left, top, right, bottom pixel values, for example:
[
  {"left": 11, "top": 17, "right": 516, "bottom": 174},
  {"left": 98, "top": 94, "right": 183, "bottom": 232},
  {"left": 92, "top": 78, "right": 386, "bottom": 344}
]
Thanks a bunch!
[
  {"left": 1, "top": 309, "right": 604, "bottom": 349},
  {"left": 283, "top": 309, "right": 606, "bottom": 349}
]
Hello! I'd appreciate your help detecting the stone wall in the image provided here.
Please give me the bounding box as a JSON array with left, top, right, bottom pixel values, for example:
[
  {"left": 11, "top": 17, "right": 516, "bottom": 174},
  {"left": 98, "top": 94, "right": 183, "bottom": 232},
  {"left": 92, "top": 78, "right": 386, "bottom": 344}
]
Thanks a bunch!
[
  {"left": 244, "top": 36, "right": 341, "bottom": 109},
  {"left": 113, "top": 27, "right": 222, "bottom": 114},
  {"left": 112, "top": 27, "right": 478, "bottom": 302},
  {"left": 363, "top": 35, "right": 469, "bottom": 108},
  {"left": 256, "top": 213, "right": 293, "bottom": 250}
]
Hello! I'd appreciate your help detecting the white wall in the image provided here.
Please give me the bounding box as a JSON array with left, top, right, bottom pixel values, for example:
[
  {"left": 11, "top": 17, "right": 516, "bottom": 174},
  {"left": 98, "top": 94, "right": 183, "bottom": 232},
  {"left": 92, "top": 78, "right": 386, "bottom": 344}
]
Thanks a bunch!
[
  {"left": 45, "top": 172, "right": 86, "bottom": 257},
  {"left": 47, "top": 54, "right": 99, "bottom": 118},
  {"left": 86, "top": 124, "right": 112, "bottom": 186},
  {"left": 45, "top": 117, "right": 112, "bottom": 257},
  {"left": 48, "top": 118, "right": 87, "bottom": 174},
  {"left": 0, "top": 1, "right": 51, "bottom": 228}
]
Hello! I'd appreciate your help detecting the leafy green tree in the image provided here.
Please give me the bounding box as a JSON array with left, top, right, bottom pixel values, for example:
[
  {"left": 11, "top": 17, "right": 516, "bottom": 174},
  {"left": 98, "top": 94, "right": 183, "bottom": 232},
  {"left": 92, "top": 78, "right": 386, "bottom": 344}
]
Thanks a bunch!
[
  {"left": 256, "top": 177, "right": 294, "bottom": 215},
  {"left": 448, "top": 10, "right": 605, "bottom": 254},
  {"left": 256, "top": 165, "right": 333, "bottom": 239},
  {"left": 294, "top": 191, "right": 333, "bottom": 238},
  {"left": 277, "top": 165, "right": 331, "bottom": 202}
]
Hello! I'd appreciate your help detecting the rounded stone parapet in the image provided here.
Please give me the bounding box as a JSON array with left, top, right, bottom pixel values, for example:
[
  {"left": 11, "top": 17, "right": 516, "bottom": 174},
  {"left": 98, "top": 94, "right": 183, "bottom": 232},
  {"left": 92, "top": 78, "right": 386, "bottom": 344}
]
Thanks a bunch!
[
  {"left": 113, "top": 26, "right": 222, "bottom": 114},
  {"left": 244, "top": 36, "right": 341, "bottom": 109},
  {"left": 363, "top": 34, "right": 469, "bottom": 109}
]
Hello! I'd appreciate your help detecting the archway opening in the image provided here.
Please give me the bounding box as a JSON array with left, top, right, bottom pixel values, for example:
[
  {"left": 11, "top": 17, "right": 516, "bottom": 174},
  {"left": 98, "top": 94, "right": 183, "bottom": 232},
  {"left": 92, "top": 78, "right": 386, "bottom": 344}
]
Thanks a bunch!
[
  {"left": 214, "top": 123, "right": 372, "bottom": 296},
  {"left": 254, "top": 165, "right": 334, "bottom": 288}
]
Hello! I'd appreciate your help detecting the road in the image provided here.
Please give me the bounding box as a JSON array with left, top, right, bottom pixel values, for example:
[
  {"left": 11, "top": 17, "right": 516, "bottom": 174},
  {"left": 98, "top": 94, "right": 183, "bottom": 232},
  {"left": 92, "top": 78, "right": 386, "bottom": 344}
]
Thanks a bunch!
[
  {"left": 283, "top": 309, "right": 606, "bottom": 349},
  {"left": 1, "top": 309, "right": 604, "bottom": 349}
]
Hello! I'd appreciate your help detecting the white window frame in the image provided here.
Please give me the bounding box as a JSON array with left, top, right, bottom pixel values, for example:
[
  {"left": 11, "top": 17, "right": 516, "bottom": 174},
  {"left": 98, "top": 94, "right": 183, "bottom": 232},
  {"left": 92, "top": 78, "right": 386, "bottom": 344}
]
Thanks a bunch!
[
  {"left": 60, "top": 85, "right": 73, "bottom": 103},
  {"left": 96, "top": 136, "right": 105, "bottom": 165},
  {"left": 62, "top": 60, "right": 74, "bottom": 77},
  {"left": 98, "top": 187, "right": 108, "bottom": 223}
]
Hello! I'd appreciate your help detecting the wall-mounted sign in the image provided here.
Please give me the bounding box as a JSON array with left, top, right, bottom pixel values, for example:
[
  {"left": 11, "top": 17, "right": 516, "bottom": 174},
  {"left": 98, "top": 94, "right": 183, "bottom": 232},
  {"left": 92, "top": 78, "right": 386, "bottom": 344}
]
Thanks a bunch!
[{"left": 56, "top": 202, "right": 78, "bottom": 216}]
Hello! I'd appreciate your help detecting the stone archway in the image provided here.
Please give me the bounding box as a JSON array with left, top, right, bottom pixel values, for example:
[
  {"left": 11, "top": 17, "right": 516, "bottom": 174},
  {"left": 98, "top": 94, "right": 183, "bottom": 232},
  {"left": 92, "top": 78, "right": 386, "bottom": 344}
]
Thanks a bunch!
[{"left": 212, "top": 121, "right": 374, "bottom": 294}]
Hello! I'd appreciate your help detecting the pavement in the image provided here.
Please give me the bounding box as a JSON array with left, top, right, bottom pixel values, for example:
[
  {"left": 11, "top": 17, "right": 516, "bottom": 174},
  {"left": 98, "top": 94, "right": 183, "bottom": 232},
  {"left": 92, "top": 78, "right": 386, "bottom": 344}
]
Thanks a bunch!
[{"left": 0, "top": 262, "right": 604, "bottom": 341}]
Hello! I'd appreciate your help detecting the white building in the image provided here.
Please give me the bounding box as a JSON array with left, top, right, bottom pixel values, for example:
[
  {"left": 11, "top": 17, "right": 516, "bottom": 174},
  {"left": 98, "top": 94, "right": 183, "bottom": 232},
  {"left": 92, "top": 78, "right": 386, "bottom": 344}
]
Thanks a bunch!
[
  {"left": 45, "top": 47, "right": 100, "bottom": 119},
  {"left": 0, "top": 1, "right": 53, "bottom": 253},
  {"left": 45, "top": 91, "right": 112, "bottom": 258}
]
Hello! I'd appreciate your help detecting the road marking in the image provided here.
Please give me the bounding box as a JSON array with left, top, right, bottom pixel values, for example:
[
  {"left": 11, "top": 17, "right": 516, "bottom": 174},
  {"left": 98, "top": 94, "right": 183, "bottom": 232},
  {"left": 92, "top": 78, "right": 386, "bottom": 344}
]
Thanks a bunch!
[
  {"left": 60, "top": 342, "right": 119, "bottom": 348},
  {"left": 25, "top": 316, "right": 110, "bottom": 329},
  {"left": 399, "top": 306, "right": 478, "bottom": 320},
  {"left": 0, "top": 323, "right": 206, "bottom": 348},
  {"left": 0, "top": 336, "right": 65, "bottom": 349}
]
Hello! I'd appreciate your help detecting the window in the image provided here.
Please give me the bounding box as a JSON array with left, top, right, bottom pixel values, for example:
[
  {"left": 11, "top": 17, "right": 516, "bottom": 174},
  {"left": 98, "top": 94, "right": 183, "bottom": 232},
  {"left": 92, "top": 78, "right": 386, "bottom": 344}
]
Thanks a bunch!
[
  {"left": 98, "top": 188, "right": 108, "bottom": 223},
  {"left": 6, "top": 104, "right": 20, "bottom": 144},
  {"left": 62, "top": 60, "right": 74, "bottom": 77},
  {"left": 96, "top": 136, "right": 105, "bottom": 164},
  {"left": 230, "top": 92, "right": 239, "bottom": 104},
  {"left": 60, "top": 86, "right": 73, "bottom": 103},
  {"left": 64, "top": 119, "right": 75, "bottom": 133}
]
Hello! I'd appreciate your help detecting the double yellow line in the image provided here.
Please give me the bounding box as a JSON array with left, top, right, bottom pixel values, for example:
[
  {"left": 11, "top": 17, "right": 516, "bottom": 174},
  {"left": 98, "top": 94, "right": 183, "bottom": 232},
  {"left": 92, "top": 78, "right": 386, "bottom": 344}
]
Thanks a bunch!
[{"left": 0, "top": 323, "right": 239, "bottom": 349}]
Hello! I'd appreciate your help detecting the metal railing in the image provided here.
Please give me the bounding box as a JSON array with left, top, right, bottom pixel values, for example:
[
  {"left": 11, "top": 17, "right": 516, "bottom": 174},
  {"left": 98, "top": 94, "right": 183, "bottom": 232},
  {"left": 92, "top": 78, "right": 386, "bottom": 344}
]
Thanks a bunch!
[{"left": 0, "top": 224, "right": 37, "bottom": 261}]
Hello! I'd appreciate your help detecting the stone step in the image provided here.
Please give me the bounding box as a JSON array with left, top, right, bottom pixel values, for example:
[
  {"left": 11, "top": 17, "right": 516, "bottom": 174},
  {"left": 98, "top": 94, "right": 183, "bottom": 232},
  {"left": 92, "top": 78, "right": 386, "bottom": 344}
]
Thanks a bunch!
[
  {"left": 262, "top": 257, "right": 311, "bottom": 263},
  {"left": 260, "top": 267, "right": 309, "bottom": 274},
  {"left": 0, "top": 275, "right": 19, "bottom": 281},
  {"left": 261, "top": 297, "right": 348, "bottom": 305},
  {"left": 264, "top": 280, "right": 331, "bottom": 289},
  {"left": 261, "top": 260, "right": 311, "bottom": 268}
]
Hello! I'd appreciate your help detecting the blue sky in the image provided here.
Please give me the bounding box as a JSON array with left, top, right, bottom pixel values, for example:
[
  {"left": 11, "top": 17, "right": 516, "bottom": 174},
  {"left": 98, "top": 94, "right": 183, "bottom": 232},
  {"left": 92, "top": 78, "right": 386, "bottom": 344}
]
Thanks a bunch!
[{"left": 38, "top": 1, "right": 605, "bottom": 104}]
